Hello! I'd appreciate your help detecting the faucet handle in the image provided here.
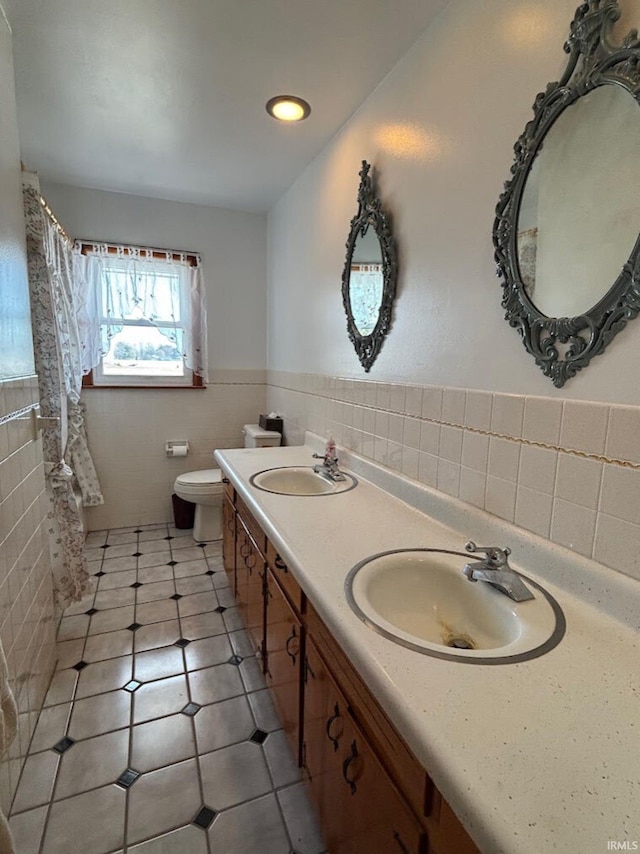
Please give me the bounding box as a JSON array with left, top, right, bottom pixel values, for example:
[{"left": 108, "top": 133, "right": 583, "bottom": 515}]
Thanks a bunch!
[{"left": 464, "top": 542, "right": 512, "bottom": 566}]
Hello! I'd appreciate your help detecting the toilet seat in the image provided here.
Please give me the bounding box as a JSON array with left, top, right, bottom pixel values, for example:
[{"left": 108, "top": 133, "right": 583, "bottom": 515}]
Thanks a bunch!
[{"left": 174, "top": 468, "right": 223, "bottom": 498}]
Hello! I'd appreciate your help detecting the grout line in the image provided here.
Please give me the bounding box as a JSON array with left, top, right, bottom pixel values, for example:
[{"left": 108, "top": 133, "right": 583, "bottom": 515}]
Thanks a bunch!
[
  {"left": 268, "top": 381, "right": 640, "bottom": 470},
  {"left": 15, "top": 526, "right": 321, "bottom": 853}
]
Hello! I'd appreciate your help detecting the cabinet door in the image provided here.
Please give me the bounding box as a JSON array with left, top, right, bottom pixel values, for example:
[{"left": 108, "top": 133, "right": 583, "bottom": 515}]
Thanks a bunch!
[
  {"left": 264, "top": 568, "right": 302, "bottom": 759},
  {"left": 222, "top": 492, "right": 236, "bottom": 593},
  {"left": 235, "top": 519, "right": 266, "bottom": 655},
  {"left": 303, "top": 639, "right": 428, "bottom": 854}
]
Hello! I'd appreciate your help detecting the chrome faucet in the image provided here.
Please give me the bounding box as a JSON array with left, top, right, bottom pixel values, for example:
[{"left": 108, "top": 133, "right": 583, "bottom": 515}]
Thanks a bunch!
[
  {"left": 312, "top": 452, "right": 346, "bottom": 482},
  {"left": 462, "top": 541, "right": 535, "bottom": 602}
]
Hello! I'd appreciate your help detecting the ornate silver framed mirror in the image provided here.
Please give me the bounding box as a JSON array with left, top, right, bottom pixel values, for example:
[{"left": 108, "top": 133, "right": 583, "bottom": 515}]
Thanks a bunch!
[
  {"left": 493, "top": 0, "right": 640, "bottom": 387},
  {"left": 342, "top": 161, "right": 397, "bottom": 372}
]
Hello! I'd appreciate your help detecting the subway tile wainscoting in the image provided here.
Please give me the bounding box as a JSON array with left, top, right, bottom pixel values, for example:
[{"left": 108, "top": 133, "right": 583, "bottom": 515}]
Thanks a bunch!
[
  {"left": 267, "top": 371, "right": 640, "bottom": 581},
  {"left": 8, "top": 524, "right": 324, "bottom": 854},
  {"left": 0, "top": 377, "right": 57, "bottom": 819}
]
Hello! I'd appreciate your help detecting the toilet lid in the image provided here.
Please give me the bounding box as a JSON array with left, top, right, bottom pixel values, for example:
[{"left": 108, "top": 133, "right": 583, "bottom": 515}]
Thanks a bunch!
[{"left": 175, "top": 468, "right": 222, "bottom": 487}]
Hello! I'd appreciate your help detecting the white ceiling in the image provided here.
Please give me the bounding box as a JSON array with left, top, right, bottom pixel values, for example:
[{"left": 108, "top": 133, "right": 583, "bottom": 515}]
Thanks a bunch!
[{"left": 3, "top": 0, "right": 446, "bottom": 212}]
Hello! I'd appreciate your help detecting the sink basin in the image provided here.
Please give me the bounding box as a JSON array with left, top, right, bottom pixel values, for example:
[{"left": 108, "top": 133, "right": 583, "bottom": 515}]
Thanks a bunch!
[
  {"left": 345, "top": 549, "right": 565, "bottom": 664},
  {"left": 250, "top": 466, "right": 357, "bottom": 496}
]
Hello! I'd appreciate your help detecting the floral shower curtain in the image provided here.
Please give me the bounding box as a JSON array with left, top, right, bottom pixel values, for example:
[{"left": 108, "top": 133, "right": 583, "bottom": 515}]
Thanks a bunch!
[{"left": 22, "top": 172, "right": 104, "bottom": 606}]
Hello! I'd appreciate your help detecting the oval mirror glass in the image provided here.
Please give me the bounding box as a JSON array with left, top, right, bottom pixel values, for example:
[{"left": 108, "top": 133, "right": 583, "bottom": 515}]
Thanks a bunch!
[
  {"left": 348, "top": 227, "right": 384, "bottom": 336},
  {"left": 517, "top": 84, "right": 640, "bottom": 318}
]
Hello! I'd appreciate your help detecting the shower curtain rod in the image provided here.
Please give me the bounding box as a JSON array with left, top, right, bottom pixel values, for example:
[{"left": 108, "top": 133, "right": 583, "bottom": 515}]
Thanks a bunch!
[{"left": 39, "top": 195, "right": 73, "bottom": 246}]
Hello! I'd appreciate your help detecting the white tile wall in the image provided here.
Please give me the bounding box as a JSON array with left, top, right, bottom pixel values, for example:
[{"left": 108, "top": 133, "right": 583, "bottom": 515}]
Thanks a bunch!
[
  {"left": 267, "top": 371, "right": 640, "bottom": 584},
  {"left": 0, "top": 377, "right": 56, "bottom": 814},
  {"left": 83, "top": 370, "right": 267, "bottom": 530}
]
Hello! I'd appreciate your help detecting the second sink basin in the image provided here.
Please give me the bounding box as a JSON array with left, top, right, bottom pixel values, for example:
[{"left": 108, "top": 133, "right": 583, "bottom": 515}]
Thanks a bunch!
[
  {"left": 250, "top": 466, "right": 357, "bottom": 496},
  {"left": 345, "top": 549, "right": 565, "bottom": 664}
]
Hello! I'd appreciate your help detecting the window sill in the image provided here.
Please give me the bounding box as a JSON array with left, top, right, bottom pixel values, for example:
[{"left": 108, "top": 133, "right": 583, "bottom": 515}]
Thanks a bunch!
[{"left": 82, "top": 384, "right": 206, "bottom": 390}]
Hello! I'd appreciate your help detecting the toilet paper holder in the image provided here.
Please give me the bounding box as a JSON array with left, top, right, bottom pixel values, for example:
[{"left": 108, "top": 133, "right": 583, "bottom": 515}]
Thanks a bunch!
[{"left": 166, "top": 441, "right": 190, "bottom": 458}]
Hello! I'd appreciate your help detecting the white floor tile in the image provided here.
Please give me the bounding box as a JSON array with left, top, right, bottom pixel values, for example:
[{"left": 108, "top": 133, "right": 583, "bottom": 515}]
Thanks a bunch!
[
  {"left": 42, "top": 784, "right": 126, "bottom": 854},
  {"left": 131, "top": 714, "right": 196, "bottom": 773},
  {"left": 194, "top": 695, "right": 255, "bottom": 753},
  {"left": 128, "top": 824, "right": 207, "bottom": 854},
  {"left": 127, "top": 759, "right": 201, "bottom": 845},
  {"left": 208, "top": 793, "right": 290, "bottom": 854},
  {"left": 200, "top": 742, "right": 272, "bottom": 811}
]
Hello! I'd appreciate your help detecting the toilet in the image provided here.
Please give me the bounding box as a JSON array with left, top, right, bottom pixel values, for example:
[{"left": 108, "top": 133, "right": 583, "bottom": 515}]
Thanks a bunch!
[{"left": 173, "top": 424, "right": 281, "bottom": 541}]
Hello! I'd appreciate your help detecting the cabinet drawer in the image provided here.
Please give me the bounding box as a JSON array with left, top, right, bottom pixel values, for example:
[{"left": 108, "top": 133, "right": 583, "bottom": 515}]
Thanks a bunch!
[
  {"left": 266, "top": 540, "right": 304, "bottom": 613},
  {"left": 235, "top": 495, "right": 267, "bottom": 553}
]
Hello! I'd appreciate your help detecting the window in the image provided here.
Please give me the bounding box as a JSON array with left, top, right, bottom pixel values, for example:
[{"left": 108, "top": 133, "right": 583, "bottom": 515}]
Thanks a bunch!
[{"left": 77, "top": 243, "right": 207, "bottom": 388}]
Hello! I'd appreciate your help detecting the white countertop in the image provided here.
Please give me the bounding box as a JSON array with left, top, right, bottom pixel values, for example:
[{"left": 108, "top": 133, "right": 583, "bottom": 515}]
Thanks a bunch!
[{"left": 215, "top": 439, "right": 640, "bottom": 854}]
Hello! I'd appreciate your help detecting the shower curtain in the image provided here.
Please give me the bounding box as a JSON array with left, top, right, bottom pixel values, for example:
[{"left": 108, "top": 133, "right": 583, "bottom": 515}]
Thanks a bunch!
[{"left": 22, "top": 172, "right": 104, "bottom": 606}]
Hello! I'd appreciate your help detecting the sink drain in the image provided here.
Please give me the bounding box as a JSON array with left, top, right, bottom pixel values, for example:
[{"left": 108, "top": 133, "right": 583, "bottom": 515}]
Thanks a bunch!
[{"left": 447, "top": 636, "right": 476, "bottom": 650}]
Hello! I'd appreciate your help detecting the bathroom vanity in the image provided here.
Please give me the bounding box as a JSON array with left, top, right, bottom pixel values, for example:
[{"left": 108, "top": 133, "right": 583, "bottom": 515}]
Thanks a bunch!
[{"left": 215, "top": 438, "right": 640, "bottom": 853}]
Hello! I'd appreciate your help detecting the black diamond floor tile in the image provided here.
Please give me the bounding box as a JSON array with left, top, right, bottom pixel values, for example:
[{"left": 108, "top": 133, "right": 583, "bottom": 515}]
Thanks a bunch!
[
  {"left": 134, "top": 529, "right": 143, "bottom": 534},
  {"left": 72, "top": 661, "right": 88, "bottom": 671},
  {"left": 249, "top": 728, "right": 268, "bottom": 745},
  {"left": 132, "top": 552, "right": 142, "bottom": 558},
  {"left": 197, "top": 543, "right": 206, "bottom": 548},
  {"left": 52, "top": 736, "right": 76, "bottom": 754},
  {"left": 127, "top": 622, "right": 142, "bottom": 632},
  {"left": 100, "top": 544, "right": 110, "bottom": 550},
  {"left": 94, "top": 570, "right": 105, "bottom": 577},
  {"left": 85, "top": 608, "right": 98, "bottom": 615},
  {"left": 205, "top": 570, "right": 215, "bottom": 576},
  {"left": 170, "top": 593, "right": 182, "bottom": 601},
  {"left": 193, "top": 806, "right": 217, "bottom": 830},
  {"left": 167, "top": 560, "right": 178, "bottom": 566},
  {"left": 130, "top": 582, "right": 143, "bottom": 589},
  {"left": 116, "top": 768, "right": 141, "bottom": 789},
  {"left": 181, "top": 702, "right": 201, "bottom": 717},
  {"left": 174, "top": 638, "right": 191, "bottom": 648},
  {"left": 214, "top": 606, "right": 226, "bottom": 614},
  {"left": 123, "top": 679, "right": 142, "bottom": 693},
  {"left": 164, "top": 535, "right": 174, "bottom": 541},
  {"left": 227, "top": 654, "right": 243, "bottom": 666}
]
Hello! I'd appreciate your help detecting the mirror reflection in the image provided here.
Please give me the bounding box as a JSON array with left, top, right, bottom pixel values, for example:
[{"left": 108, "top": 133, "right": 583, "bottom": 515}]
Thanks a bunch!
[
  {"left": 349, "top": 227, "right": 384, "bottom": 336},
  {"left": 517, "top": 84, "right": 640, "bottom": 318}
]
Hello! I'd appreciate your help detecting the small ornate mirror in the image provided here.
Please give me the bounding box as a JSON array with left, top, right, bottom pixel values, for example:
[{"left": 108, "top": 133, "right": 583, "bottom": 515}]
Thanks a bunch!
[
  {"left": 493, "top": 0, "right": 640, "bottom": 387},
  {"left": 342, "top": 161, "right": 397, "bottom": 371}
]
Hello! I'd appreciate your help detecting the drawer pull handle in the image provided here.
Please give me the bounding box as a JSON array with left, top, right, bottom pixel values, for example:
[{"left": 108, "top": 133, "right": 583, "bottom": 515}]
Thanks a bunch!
[
  {"left": 274, "top": 555, "right": 288, "bottom": 572},
  {"left": 393, "top": 831, "right": 410, "bottom": 853},
  {"left": 222, "top": 477, "right": 230, "bottom": 484},
  {"left": 240, "top": 541, "right": 251, "bottom": 558},
  {"left": 325, "top": 703, "right": 342, "bottom": 752},
  {"left": 285, "top": 626, "right": 299, "bottom": 663},
  {"left": 342, "top": 740, "right": 359, "bottom": 795}
]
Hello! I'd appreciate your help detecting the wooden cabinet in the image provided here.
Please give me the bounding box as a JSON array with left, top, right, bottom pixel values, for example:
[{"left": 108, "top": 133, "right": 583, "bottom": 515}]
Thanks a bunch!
[
  {"left": 222, "top": 488, "right": 236, "bottom": 593},
  {"left": 228, "top": 489, "right": 479, "bottom": 854},
  {"left": 234, "top": 515, "right": 266, "bottom": 654},
  {"left": 303, "top": 638, "right": 428, "bottom": 854},
  {"left": 264, "top": 567, "right": 303, "bottom": 759}
]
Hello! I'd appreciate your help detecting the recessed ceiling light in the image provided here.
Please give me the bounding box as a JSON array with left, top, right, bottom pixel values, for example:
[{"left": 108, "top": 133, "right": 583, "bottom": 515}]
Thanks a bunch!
[{"left": 266, "top": 95, "right": 311, "bottom": 123}]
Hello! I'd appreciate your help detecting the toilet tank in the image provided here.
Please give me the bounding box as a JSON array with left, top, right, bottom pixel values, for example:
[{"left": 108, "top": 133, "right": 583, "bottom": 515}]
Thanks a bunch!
[{"left": 243, "top": 423, "right": 282, "bottom": 448}]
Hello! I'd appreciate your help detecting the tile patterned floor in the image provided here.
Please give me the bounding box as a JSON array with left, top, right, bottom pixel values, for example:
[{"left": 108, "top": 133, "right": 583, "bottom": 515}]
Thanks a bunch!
[{"left": 8, "top": 524, "right": 326, "bottom": 854}]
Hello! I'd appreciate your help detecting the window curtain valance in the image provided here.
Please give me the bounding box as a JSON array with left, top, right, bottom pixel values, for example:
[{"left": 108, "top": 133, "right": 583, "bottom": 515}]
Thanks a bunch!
[{"left": 74, "top": 243, "right": 208, "bottom": 382}]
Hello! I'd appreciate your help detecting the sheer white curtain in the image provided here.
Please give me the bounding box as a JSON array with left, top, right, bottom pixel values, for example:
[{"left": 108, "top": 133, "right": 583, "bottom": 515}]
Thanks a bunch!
[
  {"left": 74, "top": 245, "right": 208, "bottom": 381},
  {"left": 22, "top": 172, "right": 103, "bottom": 606}
]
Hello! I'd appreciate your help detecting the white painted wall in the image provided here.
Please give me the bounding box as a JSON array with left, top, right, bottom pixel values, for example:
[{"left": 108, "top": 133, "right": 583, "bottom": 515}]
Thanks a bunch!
[
  {"left": 0, "top": 7, "right": 33, "bottom": 380},
  {"left": 41, "top": 183, "right": 268, "bottom": 370},
  {"left": 267, "top": 0, "right": 640, "bottom": 405}
]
